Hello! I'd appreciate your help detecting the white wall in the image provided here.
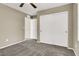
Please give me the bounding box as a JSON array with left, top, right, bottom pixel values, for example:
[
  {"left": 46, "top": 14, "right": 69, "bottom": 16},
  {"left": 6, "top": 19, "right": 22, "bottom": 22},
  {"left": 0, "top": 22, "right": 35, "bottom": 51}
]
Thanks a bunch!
[{"left": 78, "top": 4, "right": 79, "bottom": 41}]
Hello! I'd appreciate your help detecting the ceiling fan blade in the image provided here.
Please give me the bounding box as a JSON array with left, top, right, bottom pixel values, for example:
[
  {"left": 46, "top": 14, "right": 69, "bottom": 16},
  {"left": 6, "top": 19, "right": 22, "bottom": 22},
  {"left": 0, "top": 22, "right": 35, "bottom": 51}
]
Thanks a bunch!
[
  {"left": 30, "top": 3, "right": 37, "bottom": 9},
  {"left": 19, "top": 3, "right": 24, "bottom": 7}
]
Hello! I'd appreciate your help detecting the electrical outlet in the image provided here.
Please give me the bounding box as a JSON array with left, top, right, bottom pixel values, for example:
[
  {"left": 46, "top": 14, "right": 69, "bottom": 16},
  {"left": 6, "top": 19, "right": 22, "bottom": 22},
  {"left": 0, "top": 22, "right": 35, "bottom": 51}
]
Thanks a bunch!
[
  {"left": 6, "top": 39, "right": 8, "bottom": 41},
  {"left": 4, "top": 38, "right": 8, "bottom": 42}
]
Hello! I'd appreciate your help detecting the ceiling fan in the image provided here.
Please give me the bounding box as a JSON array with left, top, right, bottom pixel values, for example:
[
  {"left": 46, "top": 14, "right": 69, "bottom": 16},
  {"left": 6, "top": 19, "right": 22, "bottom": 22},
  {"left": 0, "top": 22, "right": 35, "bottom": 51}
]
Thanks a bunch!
[{"left": 19, "top": 3, "right": 37, "bottom": 9}]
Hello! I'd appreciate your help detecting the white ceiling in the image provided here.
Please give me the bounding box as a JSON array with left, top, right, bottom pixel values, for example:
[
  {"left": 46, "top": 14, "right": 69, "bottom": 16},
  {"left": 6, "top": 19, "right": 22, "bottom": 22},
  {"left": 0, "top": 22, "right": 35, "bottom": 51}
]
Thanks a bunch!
[{"left": 3, "top": 3, "right": 69, "bottom": 15}]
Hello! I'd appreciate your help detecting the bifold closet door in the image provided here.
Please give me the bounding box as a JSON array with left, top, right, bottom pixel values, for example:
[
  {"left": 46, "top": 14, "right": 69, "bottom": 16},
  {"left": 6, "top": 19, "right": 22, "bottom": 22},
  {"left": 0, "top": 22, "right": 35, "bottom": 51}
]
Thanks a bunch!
[{"left": 40, "top": 11, "right": 68, "bottom": 47}]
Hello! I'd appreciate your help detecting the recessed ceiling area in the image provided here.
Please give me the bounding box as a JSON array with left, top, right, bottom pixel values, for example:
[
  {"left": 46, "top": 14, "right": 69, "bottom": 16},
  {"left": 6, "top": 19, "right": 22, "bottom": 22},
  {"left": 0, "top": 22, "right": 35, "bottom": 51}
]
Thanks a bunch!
[{"left": 3, "top": 3, "right": 69, "bottom": 15}]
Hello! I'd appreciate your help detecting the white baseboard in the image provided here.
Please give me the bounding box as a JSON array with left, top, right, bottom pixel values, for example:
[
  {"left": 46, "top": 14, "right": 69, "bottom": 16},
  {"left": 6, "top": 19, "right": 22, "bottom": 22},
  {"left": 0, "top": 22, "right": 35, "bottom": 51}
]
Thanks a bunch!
[
  {"left": 37, "top": 40, "right": 77, "bottom": 56},
  {"left": 67, "top": 47, "right": 77, "bottom": 56},
  {"left": 0, "top": 38, "right": 37, "bottom": 49},
  {"left": 0, "top": 39, "right": 27, "bottom": 49},
  {"left": 38, "top": 41, "right": 67, "bottom": 48},
  {"left": 0, "top": 39, "right": 77, "bottom": 56},
  {"left": 73, "top": 49, "right": 78, "bottom": 56}
]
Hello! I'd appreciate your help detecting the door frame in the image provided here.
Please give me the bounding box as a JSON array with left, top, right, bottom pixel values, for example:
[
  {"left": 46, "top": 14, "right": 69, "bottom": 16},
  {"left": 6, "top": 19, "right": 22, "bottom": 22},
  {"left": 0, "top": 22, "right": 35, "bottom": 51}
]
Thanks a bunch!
[{"left": 37, "top": 4, "right": 74, "bottom": 48}]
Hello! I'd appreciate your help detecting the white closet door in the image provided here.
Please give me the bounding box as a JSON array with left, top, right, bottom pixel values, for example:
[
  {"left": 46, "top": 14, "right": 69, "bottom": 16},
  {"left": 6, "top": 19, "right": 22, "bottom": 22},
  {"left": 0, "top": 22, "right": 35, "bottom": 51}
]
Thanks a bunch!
[
  {"left": 25, "top": 17, "right": 30, "bottom": 39},
  {"left": 25, "top": 16, "right": 37, "bottom": 40},
  {"left": 40, "top": 11, "right": 68, "bottom": 47},
  {"left": 30, "top": 19, "right": 37, "bottom": 39}
]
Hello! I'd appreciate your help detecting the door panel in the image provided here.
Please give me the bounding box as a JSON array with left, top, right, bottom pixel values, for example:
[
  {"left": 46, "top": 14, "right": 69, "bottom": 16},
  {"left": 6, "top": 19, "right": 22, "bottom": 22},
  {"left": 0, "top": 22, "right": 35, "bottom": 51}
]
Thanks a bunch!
[{"left": 40, "top": 11, "right": 68, "bottom": 47}]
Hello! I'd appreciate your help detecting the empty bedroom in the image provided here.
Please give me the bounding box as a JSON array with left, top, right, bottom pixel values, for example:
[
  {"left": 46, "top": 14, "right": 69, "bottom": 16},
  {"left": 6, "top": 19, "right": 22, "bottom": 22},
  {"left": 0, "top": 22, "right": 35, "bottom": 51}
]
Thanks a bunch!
[{"left": 0, "top": 3, "right": 78, "bottom": 56}]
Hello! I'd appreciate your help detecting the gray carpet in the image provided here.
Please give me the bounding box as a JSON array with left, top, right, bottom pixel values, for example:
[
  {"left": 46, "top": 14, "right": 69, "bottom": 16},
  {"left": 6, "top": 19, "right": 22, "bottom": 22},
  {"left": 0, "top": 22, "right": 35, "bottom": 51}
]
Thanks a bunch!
[{"left": 0, "top": 40, "right": 75, "bottom": 56}]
